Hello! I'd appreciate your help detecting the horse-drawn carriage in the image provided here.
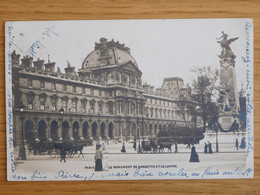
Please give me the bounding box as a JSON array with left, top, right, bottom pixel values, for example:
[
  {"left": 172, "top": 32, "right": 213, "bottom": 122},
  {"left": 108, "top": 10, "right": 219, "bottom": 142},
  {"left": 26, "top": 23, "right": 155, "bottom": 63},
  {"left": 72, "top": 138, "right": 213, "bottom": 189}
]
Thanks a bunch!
[
  {"left": 137, "top": 138, "right": 174, "bottom": 153},
  {"left": 50, "top": 140, "right": 86, "bottom": 158},
  {"left": 140, "top": 140, "right": 158, "bottom": 153},
  {"left": 27, "top": 139, "right": 87, "bottom": 158}
]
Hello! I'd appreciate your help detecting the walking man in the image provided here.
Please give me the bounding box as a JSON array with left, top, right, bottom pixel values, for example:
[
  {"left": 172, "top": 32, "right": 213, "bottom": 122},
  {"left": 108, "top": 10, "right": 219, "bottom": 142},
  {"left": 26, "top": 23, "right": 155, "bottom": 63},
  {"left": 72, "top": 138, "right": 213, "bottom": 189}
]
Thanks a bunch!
[{"left": 235, "top": 138, "right": 239, "bottom": 150}]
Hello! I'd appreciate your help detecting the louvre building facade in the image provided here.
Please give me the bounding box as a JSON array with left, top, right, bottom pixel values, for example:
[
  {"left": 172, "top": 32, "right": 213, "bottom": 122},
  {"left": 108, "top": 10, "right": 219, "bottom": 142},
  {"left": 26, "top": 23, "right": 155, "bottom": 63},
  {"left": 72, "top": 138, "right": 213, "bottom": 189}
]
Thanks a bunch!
[{"left": 12, "top": 38, "right": 195, "bottom": 145}]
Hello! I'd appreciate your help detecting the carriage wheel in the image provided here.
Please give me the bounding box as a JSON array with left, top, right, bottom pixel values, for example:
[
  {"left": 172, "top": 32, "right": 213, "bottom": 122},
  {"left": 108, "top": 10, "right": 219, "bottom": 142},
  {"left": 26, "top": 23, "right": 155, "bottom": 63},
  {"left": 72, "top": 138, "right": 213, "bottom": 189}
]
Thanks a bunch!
[
  {"left": 68, "top": 151, "right": 74, "bottom": 158},
  {"left": 50, "top": 152, "right": 57, "bottom": 158}
]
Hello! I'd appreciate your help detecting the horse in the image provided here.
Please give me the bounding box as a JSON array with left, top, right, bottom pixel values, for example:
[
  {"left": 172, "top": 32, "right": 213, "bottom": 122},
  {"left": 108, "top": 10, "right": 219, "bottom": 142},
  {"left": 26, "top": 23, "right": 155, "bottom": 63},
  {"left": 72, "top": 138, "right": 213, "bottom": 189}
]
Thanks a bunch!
[
  {"left": 159, "top": 143, "right": 172, "bottom": 153},
  {"left": 71, "top": 143, "right": 86, "bottom": 158}
]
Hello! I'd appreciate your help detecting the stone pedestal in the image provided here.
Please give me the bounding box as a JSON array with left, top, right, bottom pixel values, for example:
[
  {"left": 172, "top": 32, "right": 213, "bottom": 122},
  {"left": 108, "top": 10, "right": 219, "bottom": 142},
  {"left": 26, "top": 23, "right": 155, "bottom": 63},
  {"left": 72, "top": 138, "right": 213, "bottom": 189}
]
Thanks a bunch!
[{"left": 199, "top": 129, "right": 246, "bottom": 144}]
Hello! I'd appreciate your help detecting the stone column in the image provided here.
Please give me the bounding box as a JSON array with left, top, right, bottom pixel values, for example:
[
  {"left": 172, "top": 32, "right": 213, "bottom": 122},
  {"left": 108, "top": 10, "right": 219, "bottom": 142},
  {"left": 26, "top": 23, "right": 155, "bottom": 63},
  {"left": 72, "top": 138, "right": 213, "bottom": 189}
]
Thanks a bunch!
[
  {"left": 79, "top": 120, "right": 83, "bottom": 139},
  {"left": 119, "top": 121, "right": 122, "bottom": 137},
  {"left": 68, "top": 124, "right": 73, "bottom": 140},
  {"left": 46, "top": 119, "right": 51, "bottom": 140},
  {"left": 129, "top": 121, "right": 132, "bottom": 137},
  {"left": 89, "top": 120, "right": 92, "bottom": 138},
  {"left": 97, "top": 121, "right": 101, "bottom": 138},
  {"left": 105, "top": 121, "right": 109, "bottom": 138},
  {"left": 58, "top": 120, "right": 62, "bottom": 140},
  {"left": 33, "top": 117, "right": 39, "bottom": 139}
]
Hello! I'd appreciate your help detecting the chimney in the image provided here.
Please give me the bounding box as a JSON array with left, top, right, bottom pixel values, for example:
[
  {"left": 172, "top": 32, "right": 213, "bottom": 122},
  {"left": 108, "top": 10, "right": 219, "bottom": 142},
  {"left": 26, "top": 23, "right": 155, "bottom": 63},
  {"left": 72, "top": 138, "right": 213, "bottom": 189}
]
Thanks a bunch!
[
  {"left": 143, "top": 84, "right": 149, "bottom": 93},
  {"left": 65, "top": 61, "right": 75, "bottom": 75},
  {"left": 21, "top": 56, "right": 33, "bottom": 68},
  {"left": 33, "top": 58, "right": 45, "bottom": 71},
  {"left": 45, "top": 56, "right": 55, "bottom": 72},
  {"left": 45, "top": 62, "right": 56, "bottom": 72},
  {"left": 11, "top": 51, "right": 20, "bottom": 66}
]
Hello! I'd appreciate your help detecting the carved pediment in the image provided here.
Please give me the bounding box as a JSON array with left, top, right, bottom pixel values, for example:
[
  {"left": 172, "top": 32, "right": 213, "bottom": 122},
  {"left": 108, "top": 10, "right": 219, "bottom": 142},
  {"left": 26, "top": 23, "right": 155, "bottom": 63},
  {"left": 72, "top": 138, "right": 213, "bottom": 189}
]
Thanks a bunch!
[{"left": 122, "top": 62, "right": 142, "bottom": 75}]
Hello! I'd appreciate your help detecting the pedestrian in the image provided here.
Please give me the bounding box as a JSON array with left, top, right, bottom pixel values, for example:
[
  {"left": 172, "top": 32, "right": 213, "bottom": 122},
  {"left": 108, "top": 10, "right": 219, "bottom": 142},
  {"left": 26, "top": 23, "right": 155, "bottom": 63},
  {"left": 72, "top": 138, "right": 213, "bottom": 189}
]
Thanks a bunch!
[
  {"left": 121, "top": 143, "right": 126, "bottom": 153},
  {"left": 204, "top": 142, "right": 208, "bottom": 153},
  {"left": 60, "top": 148, "right": 66, "bottom": 163},
  {"left": 208, "top": 141, "right": 213, "bottom": 154},
  {"left": 133, "top": 140, "right": 137, "bottom": 151},
  {"left": 235, "top": 138, "right": 239, "bottom": 150},
  {"left": 239, "top": 137, "right": 246, "bottom": 149},
  {"left": 189, "top": 144, "right": 199, "bottom": 162},
  {"left": 94, "top": 145, "right": 103, "bottom": 171},
  {"left": 186, "top": 143, "right": 191, "bottom": 149}
]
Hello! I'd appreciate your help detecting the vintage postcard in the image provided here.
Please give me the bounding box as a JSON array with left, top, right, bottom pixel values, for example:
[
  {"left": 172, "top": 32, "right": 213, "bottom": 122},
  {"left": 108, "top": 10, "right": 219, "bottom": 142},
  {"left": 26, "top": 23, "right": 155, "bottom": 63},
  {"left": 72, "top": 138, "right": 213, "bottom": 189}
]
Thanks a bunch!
[{"left": 5, "top": 19, "right": 254, "bottom": 181}]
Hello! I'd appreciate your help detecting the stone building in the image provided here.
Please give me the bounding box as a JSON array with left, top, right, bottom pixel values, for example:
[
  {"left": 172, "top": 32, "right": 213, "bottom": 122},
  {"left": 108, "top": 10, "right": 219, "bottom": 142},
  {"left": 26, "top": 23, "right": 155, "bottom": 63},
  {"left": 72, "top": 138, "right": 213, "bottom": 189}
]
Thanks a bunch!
[{"left": 12, "top": 38, "right": 195, "bottom": 146}]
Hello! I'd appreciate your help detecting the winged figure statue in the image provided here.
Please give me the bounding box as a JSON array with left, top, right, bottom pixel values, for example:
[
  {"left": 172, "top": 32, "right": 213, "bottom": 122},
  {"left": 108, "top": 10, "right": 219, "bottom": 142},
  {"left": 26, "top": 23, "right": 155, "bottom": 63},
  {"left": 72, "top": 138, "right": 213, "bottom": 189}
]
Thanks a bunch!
[{"left": 217, "top": 31, "right": 239, "bottom": 51}]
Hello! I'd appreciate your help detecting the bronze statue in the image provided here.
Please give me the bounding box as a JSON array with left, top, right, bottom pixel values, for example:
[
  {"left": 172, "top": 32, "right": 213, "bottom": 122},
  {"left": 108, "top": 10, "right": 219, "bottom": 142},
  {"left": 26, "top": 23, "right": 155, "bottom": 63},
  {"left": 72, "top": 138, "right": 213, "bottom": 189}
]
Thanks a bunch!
[{"left": 217, "top": 31, "right": 239, "bottom": 51}]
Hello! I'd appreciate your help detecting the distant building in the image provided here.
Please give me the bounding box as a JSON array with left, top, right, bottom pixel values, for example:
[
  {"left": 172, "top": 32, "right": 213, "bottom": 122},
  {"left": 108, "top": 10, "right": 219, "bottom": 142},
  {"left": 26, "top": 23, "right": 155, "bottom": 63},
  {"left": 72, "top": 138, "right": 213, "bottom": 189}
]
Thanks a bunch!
[{"left": 12, "top": 38, "right": 195, "bottom": 146}]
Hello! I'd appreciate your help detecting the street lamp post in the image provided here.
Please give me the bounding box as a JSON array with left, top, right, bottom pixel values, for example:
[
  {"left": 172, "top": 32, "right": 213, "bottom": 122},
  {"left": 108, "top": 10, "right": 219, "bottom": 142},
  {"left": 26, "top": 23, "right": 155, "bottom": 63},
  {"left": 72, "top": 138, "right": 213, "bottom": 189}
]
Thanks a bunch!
[
  {"left": 193, "top": 105, "right": 200, "bottom": 143},
  {"left": 215, "top": 125, "right": 219, "bottom": 152},
  {"left": 60, "top": 107, "right": 64, "bottom": 141},
  {"left": 18, "top": 103, "right": 26, "bottom": 160}
]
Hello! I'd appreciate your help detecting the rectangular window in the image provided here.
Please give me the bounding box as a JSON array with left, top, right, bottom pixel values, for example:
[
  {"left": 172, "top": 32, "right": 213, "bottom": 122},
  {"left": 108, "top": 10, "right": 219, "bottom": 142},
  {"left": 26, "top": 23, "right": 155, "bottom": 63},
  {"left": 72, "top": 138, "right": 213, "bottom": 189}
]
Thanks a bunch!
[
  {"left": 108, "top": 103, "right": 113, "bottom": 115},
  {"left": 52, "top": 83, "right": 56, "bottom": 91},
  {"left": 51, "top": 99, "right": 57, "bottom": 111},
  {"left": 62, "top": 99, "right": 67, "bottom": 112},
  {"left": 40, "top": 81, "right": 45, "bottom": 89},
  {"left": 98, "top": 102, "right": 103, "bottom": 114},
  {"left": 90, "top": 101, "right": 95, "bottom": 113},
  {"left": 27, "top": 95, "right": 33, "bottom": 110},
  {"left": 91, "top": 89, "right": 94, "bottom": 95},
  {"left": 62, "top": 84, "right": 66, "bottom": 91},
  {"left": 121, "top": 102, "right": 124, "bottom": 114},
  {"left": 81, "top": 100, "right": 86, "bottom": 113},
  {"left": 155, "top": 99, "right": 157, "bottom": 104},
  {"left": 150, "top": 99, "right": 152, "bottom": 103},
  {"left": 82, "top": 87, "right": 85, "bottom": 94},
  {"left": 28, "top": 79, "right": 32, "bottom": 88},
  {"left": 40, "top": 97, "right": 45, "bottom": 110},
  {"left": 99, "top": 90, "right": 102, "bottom": 96},
  {"left": 72, "top": 100, "right": 77, "bottom": 112},
  {"left": 73, "top": 86, "right": 76, "bottom": 93}
]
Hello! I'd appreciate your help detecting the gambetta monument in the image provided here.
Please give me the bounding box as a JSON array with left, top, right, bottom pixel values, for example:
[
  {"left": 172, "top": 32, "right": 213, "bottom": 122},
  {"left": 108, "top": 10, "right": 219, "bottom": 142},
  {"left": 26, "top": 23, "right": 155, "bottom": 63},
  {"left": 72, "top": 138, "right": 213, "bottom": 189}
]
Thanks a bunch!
[
  {"left": 202, "top": 32, "right": 246, "bottom": 145},
  {"left": 217, "top": 31, "right": 240, "bottom": 131}
]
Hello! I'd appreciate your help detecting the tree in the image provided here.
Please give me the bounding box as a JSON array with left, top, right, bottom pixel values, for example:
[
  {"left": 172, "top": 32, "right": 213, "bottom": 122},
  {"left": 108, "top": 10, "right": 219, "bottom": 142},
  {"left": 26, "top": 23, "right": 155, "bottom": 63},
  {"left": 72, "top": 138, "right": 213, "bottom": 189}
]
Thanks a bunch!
[{"left": 191, "top": 66, "right": 219, "bottom": 132}]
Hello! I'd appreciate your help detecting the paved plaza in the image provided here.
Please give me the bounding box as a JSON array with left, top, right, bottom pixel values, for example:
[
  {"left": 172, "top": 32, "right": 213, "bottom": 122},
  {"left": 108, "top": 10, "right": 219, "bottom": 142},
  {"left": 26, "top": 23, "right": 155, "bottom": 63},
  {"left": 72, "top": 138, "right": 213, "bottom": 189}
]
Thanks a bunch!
[{"left": 13, "top": 141, "right": 248, "bottom": 180}]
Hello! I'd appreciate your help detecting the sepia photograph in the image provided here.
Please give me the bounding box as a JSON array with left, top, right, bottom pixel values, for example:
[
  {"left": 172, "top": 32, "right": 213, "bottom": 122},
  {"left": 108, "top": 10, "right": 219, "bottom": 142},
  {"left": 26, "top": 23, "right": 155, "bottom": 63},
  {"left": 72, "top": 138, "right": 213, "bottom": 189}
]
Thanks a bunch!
[{"left": 5, "top": 18, "right": 253, "bottom": 181}]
